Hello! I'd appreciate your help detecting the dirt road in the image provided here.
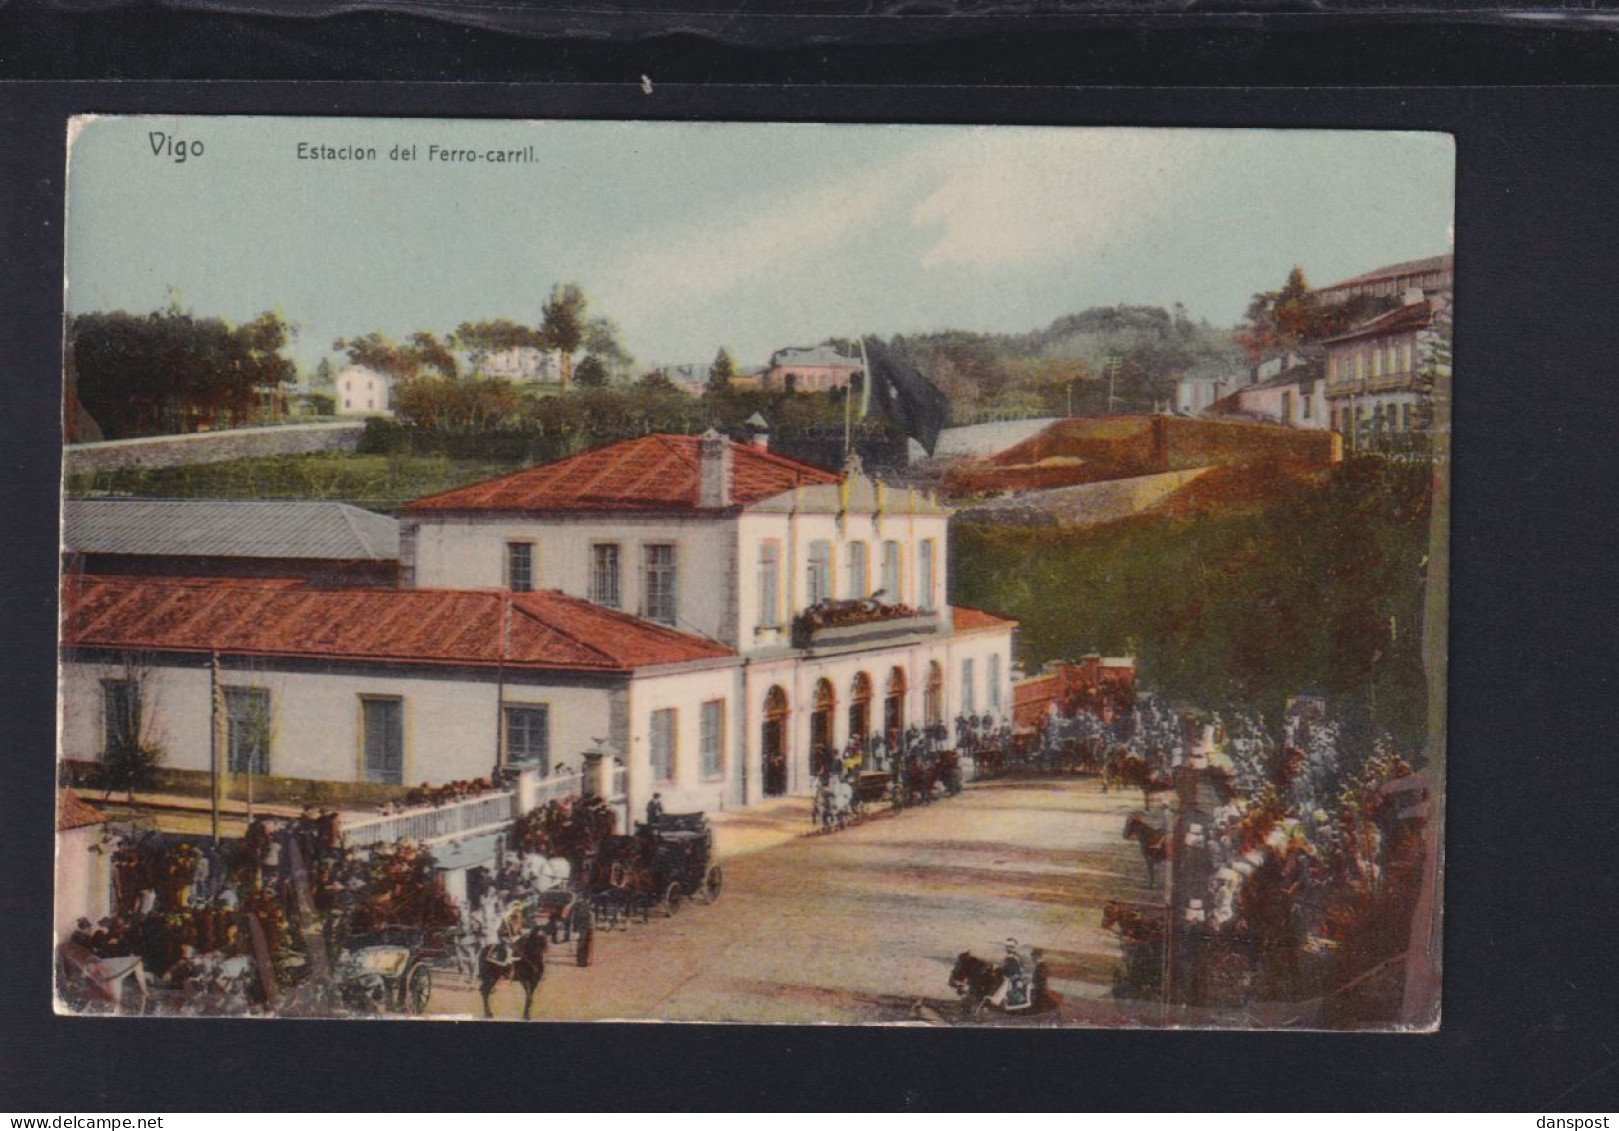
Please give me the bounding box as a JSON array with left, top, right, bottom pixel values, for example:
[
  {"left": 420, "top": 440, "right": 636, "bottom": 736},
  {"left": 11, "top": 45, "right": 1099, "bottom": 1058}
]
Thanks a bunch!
[{"left": 431, "top": 776, "right": 1157, "bottom": 1024}]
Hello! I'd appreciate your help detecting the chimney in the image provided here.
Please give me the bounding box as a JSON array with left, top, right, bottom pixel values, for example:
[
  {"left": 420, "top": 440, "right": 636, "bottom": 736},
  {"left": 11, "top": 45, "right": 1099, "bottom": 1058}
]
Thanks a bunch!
[
  {"left": 744, "top": 412, "right": 771, "bottom": 450},
  {"left": 698, "top": 428, "right": 733, "bottom": 508},
  {"left": 1402, "top": 286, "right": 1425, "bottom": 306}
]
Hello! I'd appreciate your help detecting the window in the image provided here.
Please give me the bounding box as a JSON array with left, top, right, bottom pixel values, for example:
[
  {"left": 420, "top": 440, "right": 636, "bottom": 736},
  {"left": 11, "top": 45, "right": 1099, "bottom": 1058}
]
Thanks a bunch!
[
  {"left": 961, "top": 659, "right": 976, "bottom": 716},
  {"left": 1402, "top": 341, "right": 1414, "bottom": 374},
  {"left": 362, "top": 698, "right": 404, "bottom": 785},
  {"left": 506, "top": 542, "right": 534, "bottom": 593},
  {"left": 225, "top": 687, "right": 271, "bottom": 774},
  {"left": 918, "top": 539, "right": 937, "bottom": 610},
  {"left": 700, "top": 700, "right": 725, "bottom": 779},
  {"left": 881, "top": 541, "right": 902, "bottom": 604},
  {"left": 845, "top": 541, "right": 869, "bottom": 599},
  {"left": 590, "top": 544, "right": 621, "bottom": 608},
  {"left": 102, "top": 679, "right": 141, "bottom": 755},
  {"left": 644, "top": 544, "right": 677, "bottom": 626},
  {"left": 1370, "top": 347, "right": 1382, "bottom": 378},
  {"left": 1402, "top": 402, "right": 1413, "bottom": 431},
  {"left": 988, "top": 654, "right": 1003, "bottom": 712},
  {"left": 650, "top": 707, "right": 677, "bottom": 782},
  {"left": 757, "top": 541, "right": 781, "bottom": 628},
  {"left": 504, "top": 704, "right": 550, "bottom": 768},
  {"left": 807, "top": 540, "right": 833, "bottom": 605},
  {"left": 925, "top": 662, "right": 943, "bottom": 725}
]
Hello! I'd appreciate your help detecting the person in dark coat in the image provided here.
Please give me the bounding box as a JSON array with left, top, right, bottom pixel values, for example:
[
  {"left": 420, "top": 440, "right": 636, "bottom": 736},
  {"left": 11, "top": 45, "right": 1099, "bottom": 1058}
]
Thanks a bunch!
[{"left": 646, "top": 793, "right": 665, "bottom": 826}]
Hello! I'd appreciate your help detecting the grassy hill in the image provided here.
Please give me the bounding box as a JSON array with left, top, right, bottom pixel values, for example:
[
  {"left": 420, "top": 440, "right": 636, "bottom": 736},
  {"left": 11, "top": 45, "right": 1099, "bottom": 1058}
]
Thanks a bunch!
[{"left": 950, "top": 456, "right": 1436, "bottom": 752}]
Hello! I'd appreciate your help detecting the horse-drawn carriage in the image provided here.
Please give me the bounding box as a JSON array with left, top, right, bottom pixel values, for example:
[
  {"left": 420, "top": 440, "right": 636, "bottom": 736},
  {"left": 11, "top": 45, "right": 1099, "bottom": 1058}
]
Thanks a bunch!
[
  {"left": 328, "top": 926, "right": 437, "bottom": 1014},
  {"left": 579, "top": 810, "right": 723, "bottom": 926}
]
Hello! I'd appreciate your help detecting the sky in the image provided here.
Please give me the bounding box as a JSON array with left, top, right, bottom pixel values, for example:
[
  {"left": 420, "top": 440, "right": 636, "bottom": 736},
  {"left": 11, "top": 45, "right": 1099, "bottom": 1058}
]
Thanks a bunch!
[{"left": 65, "top": 117, "right": 1454, "bottom": 373}]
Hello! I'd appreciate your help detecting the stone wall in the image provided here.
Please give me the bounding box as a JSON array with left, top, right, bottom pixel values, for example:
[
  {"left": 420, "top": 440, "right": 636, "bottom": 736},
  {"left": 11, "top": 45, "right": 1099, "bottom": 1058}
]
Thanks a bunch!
[
  {"left": 63, "top": 420, "right": 367, "bottom": 476},
  {"left": 956, "top": 466, "right": 1214, "bottom": 528}
]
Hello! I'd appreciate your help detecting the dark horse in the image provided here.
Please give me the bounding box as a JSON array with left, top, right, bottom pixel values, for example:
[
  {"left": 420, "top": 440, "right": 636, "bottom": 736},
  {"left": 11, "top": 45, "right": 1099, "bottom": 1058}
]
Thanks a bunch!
[
  {"left": 478, "top": 925, "right": 547, "bottom": 1019},
  {"left": 1122, "top": 813, "right": 1168, "bottom": 889},
  {"left": 948, "top": 950, "right": 1050, "bottom": 1020},
  {"left": 1109, "top": 753, "right": 1175, "bottom": 808}
]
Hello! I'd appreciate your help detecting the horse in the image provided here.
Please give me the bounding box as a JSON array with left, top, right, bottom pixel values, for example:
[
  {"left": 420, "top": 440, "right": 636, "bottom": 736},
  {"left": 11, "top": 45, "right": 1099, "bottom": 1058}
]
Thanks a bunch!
[
  {"left": 477, "top": 924, "right": 548, "bottom": 1020},
  {"left": 1122, "top": 813, "right": 1168, "bottom": 889},
  {"left": 1111, "top": 754, "right": 1174, "bottom": 808}
]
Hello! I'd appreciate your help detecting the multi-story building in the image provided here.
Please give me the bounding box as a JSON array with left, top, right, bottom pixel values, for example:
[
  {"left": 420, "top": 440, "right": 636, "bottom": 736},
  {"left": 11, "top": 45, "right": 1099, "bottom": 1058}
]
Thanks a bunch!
[
  {"left": 1322, "top": 290, "right": 1451, "bottom": 450},
  {"left": 1312, "top": 253, "right": 1454, "bottom": 308},
  {"left": 761, "top": 345, "right": 864, "bottom": 393},
  {"left": 57, "top": 431, "right": 1018, "bottom": 823},
  {"left": 400, "top": 431, "right": 1016, "bottom": 807},
  {"left": 335, "top": 364, "right": 397, "bottom": 416}
]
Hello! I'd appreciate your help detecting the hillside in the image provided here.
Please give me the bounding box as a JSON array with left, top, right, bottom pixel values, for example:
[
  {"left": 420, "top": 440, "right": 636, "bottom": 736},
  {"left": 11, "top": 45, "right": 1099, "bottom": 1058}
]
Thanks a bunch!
[{"left": 950, "top": 456, "right": 1436, "bottom": 752}]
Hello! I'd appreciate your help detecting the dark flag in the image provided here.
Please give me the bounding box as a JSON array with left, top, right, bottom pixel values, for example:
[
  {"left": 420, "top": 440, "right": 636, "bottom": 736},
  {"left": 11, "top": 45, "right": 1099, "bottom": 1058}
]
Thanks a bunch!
[{"left": 861, "top": 336, "right": 951, "bottom": 456}]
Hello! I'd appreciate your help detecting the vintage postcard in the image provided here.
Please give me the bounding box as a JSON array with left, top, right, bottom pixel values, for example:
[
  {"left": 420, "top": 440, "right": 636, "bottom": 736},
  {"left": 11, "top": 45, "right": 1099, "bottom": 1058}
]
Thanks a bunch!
[{"left": 55, "top": 117, "right": 1451, "bottom": 1028}]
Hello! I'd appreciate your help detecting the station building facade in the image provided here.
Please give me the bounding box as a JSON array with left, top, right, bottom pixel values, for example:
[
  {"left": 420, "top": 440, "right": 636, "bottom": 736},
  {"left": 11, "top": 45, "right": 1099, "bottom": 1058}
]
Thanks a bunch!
[{"left": 59, "top": 433, "right": 1018, "bottom": 821}]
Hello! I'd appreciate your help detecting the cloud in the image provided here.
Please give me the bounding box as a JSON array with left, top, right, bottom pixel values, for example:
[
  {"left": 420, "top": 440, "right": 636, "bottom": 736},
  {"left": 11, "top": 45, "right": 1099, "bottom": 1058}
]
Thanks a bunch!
[
  {"left": 598, "top": 160, "right": 908, "bottom": 314},
  {"left": 909, "top": 129, "right": 1217, "bottom": 270}
]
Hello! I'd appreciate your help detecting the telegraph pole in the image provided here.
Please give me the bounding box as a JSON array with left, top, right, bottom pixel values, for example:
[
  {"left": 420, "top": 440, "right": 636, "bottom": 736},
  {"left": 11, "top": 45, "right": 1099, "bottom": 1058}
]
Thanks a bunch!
[{"left": 209, "top": 652, "right": 222, "bottom": 847}]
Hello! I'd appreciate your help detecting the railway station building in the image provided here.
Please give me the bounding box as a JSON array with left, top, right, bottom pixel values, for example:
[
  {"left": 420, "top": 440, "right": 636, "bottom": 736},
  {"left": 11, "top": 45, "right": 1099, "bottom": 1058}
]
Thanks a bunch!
[{"left": 58, "top": 432, "right": 1018, "bottom": 822}]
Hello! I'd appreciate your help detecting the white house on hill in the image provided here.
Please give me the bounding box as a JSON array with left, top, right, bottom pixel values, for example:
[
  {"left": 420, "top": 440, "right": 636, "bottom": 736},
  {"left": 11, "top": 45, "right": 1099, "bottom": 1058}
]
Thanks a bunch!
[{"left": 336, "top": 365, "right": 397, "bottom": 416}]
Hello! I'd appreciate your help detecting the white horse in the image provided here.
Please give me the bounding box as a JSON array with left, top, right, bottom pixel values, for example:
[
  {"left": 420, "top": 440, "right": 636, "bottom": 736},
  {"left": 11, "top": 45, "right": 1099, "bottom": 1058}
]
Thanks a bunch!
[{"left": 519, "top": 853, "right": 571, "bottom": 893}]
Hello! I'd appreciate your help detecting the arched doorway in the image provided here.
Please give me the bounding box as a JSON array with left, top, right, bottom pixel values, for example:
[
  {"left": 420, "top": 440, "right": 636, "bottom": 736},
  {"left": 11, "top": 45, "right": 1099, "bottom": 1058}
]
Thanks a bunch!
[
  {"left": 925, "top": 661, "right": 944, "bottom": 728},
  {"left": 848, "top": 672, "right": 873, "bottom": 759},
  {"left": 762, "top": 686, "right": 790, "bottom": 797},
  {"left": 884, "top": 666, "right": 908, "bottom": 749},
  {"left": 811, "top": 678, "right": 837, "bottom": 780}
]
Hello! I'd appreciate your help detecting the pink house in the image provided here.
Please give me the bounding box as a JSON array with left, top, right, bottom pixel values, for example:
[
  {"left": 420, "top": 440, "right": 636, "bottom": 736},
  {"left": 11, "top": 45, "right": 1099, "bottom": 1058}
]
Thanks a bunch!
[{"left": 761, "top": 345, "right": 863, "bottom": 393}]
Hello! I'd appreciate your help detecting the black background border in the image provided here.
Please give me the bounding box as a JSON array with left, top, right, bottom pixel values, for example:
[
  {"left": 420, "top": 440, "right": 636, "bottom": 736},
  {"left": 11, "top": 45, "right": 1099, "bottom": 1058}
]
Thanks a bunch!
[{"left": 3, "top": 32, "right": 1618, "bottom": 1112}]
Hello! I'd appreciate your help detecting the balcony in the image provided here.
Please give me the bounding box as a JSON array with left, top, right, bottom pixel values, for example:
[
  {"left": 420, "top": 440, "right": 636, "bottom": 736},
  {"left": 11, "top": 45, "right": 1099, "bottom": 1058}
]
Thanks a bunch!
[{"left": 791, "top": 599, "right": 941, "bottom": 650}]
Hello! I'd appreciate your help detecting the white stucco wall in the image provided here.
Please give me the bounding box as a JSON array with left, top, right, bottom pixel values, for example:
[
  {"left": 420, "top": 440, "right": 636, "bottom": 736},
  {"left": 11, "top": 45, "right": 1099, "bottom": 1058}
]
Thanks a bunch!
[
  {"left": 336, "top": 366, "right": 394, "bottom": 416},
  {"left": 58, "top": 656, "right": 617, "bottom": 787},
  {"left": 406, "top": 514, "right": 738, "bottom": 643},
  {"left": 736, "top": 624, "right": 1014, "bottom": 805},
  {"left": 736, "top": 509, "right": 951, "bottom": 651},
  {"left": 55, "top": 824, "right": 112, "bottom": 942},
  {"left": 621, "top": 663, "right": 742, "bottom": 820}
]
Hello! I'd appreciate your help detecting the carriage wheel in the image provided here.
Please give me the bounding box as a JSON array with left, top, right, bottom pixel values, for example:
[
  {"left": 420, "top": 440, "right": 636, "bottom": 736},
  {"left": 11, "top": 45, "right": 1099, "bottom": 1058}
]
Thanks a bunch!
[
  {"left": 663, "top": 882, "right": 684, "bottom": 917},
  {"left": 405, "top": 964, "right": 432, "bottom": 1015},
  {"left": 702, "top": 864, "right": 723, "bottom": 904}
]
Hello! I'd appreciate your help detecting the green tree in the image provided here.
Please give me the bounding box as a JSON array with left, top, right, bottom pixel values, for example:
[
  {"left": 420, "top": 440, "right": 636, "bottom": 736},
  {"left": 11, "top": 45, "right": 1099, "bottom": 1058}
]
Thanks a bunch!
[
  {"left": 574, "top": 354, "right": 610, "bottom": 389},
  {"left": 582, "top": 316, "right": 633, "bottom": 379},
  {"left": 69, "top": 305, "right": 296, "bottom": 438},
  {"left": 540, "top": 283, "right": 589, "bottom": 390},
  {"left": 706, "top": 348, "right": 737, "bottom": 397},
  {"left": 451, "top": 318, "right": 546, "bottom": 376}
]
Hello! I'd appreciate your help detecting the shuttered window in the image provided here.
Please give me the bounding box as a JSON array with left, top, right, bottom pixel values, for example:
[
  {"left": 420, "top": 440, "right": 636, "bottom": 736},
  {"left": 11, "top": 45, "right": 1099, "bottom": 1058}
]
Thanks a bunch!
[
  {"left": 700, "top": 700, "right": 725, "bottom": 779},
  {"left": 650, "top": 707, "right": 677, "bottom": 782},
  {"left": 362, "top": 698, "right": 404, "bottom": 784},
  {"left": 225, "top": 687, "right": 271, "bottom": 774}
]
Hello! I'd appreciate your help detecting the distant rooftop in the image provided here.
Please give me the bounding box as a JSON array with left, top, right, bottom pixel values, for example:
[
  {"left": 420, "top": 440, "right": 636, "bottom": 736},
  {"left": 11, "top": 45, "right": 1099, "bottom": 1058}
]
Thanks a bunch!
[
  {"left": 63, "top": 499, "right": 400, "bottom": 562},
  {"left": 769, "top": 345, "right": 863, "bottom": 370},
  {"left": 1318, "top": 253, "right": 1453, "bottom": 293}
]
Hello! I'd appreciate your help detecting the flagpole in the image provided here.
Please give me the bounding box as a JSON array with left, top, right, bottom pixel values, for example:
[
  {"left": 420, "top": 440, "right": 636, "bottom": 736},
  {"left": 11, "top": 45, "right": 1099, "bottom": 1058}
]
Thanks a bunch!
[{"left": 857, "top": 336, "right": 873, "bottom": 419}]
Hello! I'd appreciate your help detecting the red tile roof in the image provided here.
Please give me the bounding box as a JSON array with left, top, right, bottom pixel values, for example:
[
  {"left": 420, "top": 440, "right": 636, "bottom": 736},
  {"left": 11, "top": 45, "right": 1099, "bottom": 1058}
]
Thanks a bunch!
[
  {"left": 951, "top": 606, "right": 1018, "bottom": 634},
  {"left": 61, "top": 576, "right": 735, "bottom": 672},
  {"left": 1319, "top": 253, "right": 1452, "bottom": 292},
  {"left": 1322, "top": 301, "right": 1434, "bottom": 345},
  {"left": 58, "top": 789, "right": 110, "bottom": 831},
  {"left": 402, "top": 434, "right": 842, "bottom": 514}
]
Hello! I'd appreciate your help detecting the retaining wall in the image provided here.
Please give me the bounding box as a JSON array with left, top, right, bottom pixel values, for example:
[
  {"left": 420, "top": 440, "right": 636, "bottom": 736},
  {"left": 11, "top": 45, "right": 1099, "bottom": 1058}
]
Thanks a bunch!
[{"left": 63, "top": 420, "right": 368, "bottom": 476}]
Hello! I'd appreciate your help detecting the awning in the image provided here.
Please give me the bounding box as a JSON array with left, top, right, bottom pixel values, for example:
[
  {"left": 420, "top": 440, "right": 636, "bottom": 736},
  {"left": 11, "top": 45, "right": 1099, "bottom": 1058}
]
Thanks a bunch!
[{"left": 428, "top": 831, "right": 504, "bottom": 873}]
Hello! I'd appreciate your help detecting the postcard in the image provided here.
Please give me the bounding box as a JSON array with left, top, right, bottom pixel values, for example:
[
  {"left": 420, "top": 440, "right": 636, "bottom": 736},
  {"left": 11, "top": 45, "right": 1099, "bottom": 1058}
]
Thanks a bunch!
[{"left": 55, "top": 117, "right": 1451, "bottom": 1028}]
